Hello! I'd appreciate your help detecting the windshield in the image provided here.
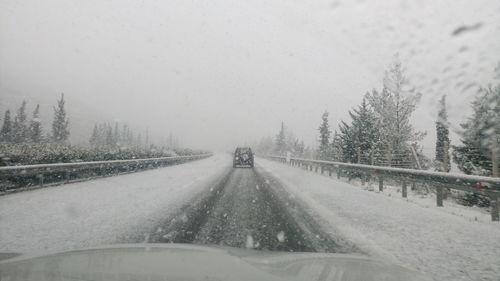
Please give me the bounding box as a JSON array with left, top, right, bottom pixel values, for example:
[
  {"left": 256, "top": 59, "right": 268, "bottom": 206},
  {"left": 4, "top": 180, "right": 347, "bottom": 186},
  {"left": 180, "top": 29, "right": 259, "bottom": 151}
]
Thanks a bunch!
[{"left": 1, "top": 1, "right": 499, "bottom": 281}]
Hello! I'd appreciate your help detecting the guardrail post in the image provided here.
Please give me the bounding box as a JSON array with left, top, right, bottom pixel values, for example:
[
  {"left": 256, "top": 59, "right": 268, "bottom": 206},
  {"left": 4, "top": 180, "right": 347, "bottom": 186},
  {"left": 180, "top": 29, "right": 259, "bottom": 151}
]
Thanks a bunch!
[
  {"left": 436, "top": 186, "right": 444, "bottom": 207},
  {"left": 378, "top": 176, "right": 383, "bottom": 192},
  {"left": 321, "top": 165, "right": 324, "bottom": 174},
  {"left": 491, "top": 194, "right": 499, "bottom": 221},
  {"left": 328, "top": 167, "right": 332, "bottom": 176},
  {"left": 315, "top": 165, "right": 318, "bottom": 173},
  {"left": 65, "top": 171, "right": 70, "bottom": 183},
  {"left": 402, "top": 180, "right": 407, "bottom": 198},
  {"left": 39, "top": 174, "right": 44, "bottom": 187},
  {"left": 337, "top": 169, "right": 341, "bottom": 179}
]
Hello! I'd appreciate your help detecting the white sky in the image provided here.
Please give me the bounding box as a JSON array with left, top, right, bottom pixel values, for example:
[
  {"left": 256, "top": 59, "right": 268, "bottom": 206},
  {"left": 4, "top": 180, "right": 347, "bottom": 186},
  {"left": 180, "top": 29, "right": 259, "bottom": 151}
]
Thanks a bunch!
[{"left": 1, "top": 0, "right": 499, "bottom": 153}]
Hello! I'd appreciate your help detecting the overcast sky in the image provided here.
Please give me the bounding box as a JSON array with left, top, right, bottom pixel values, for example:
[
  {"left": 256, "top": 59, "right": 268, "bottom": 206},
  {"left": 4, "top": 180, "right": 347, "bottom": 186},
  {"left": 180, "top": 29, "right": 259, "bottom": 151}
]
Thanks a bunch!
[{"left": 1, "top": 0, "right": 500, "bottom": 153}]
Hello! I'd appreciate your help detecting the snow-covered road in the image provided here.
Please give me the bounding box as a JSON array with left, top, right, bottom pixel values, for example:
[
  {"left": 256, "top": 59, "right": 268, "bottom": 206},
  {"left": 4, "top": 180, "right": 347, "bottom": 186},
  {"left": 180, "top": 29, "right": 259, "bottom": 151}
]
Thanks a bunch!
[
  {"left": 257, "top": 157, "right": 500, "bottom": 281},
  {"left": 142, "top": 166, "right": 359, "bottom": 253},
  {"left": 2, "top": 154, "right": 499, "bottom": 281},
  {"left": 0, "top": 154, "right": 230, "bottom": 253}
]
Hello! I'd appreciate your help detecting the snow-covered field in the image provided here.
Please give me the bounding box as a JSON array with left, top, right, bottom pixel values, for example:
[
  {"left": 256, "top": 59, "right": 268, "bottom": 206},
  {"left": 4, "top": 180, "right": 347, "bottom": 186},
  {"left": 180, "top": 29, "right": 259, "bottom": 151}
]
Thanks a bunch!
[
  {"left": 257, "top": 157, "right": 500, "bottom": 281},
  {"left": 0, "top": 154, "right": 230, "bottom": 253}
]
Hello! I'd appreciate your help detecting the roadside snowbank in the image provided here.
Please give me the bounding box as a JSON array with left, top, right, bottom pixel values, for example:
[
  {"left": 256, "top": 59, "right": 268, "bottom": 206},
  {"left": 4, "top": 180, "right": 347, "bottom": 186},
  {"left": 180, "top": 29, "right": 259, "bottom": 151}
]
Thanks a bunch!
[
  {"left": 0, "top": 154, "right": 229, "bottom": 253},
  {"left": 257, "top": 157, "right": 500, "bottom": 281}
]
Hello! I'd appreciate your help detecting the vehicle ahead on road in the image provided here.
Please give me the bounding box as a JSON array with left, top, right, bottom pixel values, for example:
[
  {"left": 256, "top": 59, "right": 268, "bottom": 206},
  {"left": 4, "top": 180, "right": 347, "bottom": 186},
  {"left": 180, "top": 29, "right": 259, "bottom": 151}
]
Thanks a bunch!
[
  {"left": 0, "top": 244, "right": 431, "bottom": 281},
  {"left": 233, "top": 147, "right": 254, "bottom": 168}
]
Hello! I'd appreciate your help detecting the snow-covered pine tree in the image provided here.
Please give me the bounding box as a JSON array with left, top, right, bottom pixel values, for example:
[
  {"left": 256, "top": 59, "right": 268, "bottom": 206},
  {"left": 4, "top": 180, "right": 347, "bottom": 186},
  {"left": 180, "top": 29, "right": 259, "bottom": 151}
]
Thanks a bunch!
[
  {"left": 51, "top": 94, "right": 70, "bottom": 143},
  {"left": 349, "top": 97, "right": 378, "bottom": 164},
  {"left": 29, "top": 104, "right": 43, "bottom": 143},
  {"left": 435, "top": 95, "right": 450, "bottom": 172},
  {"left": 318, "top": 111, "right": 331, "bottom": 160},
  {"left": 0, "top": 110, "right": 12, "bottom": 142},
  {"left": 136, "top": 132, "right": 142, "bottom": 147},
  {"left": 105, "top": 124, "right": 114, "bottom": 146},
  {"left": 113, "top": 123, "right": 120, "bottom": 146},
  {"left": 284, "top": 128, "right": 297, "bottom": 155},
  {"left": 12, "top": 101, "right": 28, "bottom": 143},
  {"left": 330, "top": 131, "right": 343, "bottom": 162},
  {"left": 275, "top": 122, "right": 286, "bottom": 156},
  {"left": 453, "top": 84, "right": 500, "bottom": 176},
  {"left": 121, "top": 124, "right": 130, "bottom": 146},
  {"left": 337, "top": 120, "right": 357, "bottom": 163},
  {"left": 367, "top": 56, "right": 425, "bottom": 167},
  {"left": 294, "top": 140, "right": 305, "bottom": 157},
  {"left": 256, "top": 136, "right": 274, "bottom": 155},
  {"left": 89, "top": 124, "right": 99, "bottom": 146}
]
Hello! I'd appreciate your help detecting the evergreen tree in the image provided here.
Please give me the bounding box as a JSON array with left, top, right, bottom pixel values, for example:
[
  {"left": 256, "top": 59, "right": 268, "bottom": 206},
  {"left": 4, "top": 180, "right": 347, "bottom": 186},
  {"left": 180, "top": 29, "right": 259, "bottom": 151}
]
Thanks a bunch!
[
  {"left": 113, "top": 123, "right": 120, "bottom": 145},
  {"left": 0, "top": 110, "right": 12, "bottom": 142},
  {"left": 121, "top": 124, "right": 129, "bottom": 145},
  {"left": 52, "top": 93, "right": 70, "bottom": 143},
  {"left": 12, "top": 101, "right": 28, "bottom": 143},
  {"left": 29, "top": 104, "right": 43, "bottom": 142},
  {"left": 349, "top": 97, "right": 378, "bottom": 164},
  {"left": 294, "top": 140, "right": 305, "bottom": 157},
  {"left": 105, "top": 124, "right": 114, "bottom": 146},
  {"left": 256, "top": 136, "right": 274, "bottom": 155},
  {"left": 275, "top": 122, "right": 286, "bottom": 155},
  {"left": 367, "top": 56, "right": 425, "bottom": 167},
  {"left": 89, "top": 124, "right": 99, "bottom": 146},
  {"left": 338, "top": 120, "right": 357, "bottom": 163},
  {"left": 453, "top": 84, "right": 500, "bottom": 175},
  {"left": 318, "top": 111, "right": 331, "bottom": 160},
  {"left": 435, "top": 95, "right": 450, "bottom": 172}
]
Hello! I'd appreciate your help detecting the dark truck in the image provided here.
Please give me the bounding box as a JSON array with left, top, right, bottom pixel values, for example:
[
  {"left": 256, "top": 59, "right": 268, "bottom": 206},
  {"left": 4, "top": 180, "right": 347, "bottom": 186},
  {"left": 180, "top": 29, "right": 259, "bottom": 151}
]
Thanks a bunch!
[{"left": 233, "top": 147, "right": 254, "bottom": 168}]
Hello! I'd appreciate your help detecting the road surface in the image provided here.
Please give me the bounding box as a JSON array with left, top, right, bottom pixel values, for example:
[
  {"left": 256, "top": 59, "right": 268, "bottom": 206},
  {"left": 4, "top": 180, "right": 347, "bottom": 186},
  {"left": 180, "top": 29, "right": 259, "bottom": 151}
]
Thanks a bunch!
[{"left": 137, "top": 166, "right": 360, "bottom": 253}]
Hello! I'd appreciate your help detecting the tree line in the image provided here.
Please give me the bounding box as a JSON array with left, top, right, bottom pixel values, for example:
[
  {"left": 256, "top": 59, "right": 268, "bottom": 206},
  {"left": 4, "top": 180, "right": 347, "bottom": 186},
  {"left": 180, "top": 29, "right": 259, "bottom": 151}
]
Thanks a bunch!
[
  {"left": 0, "top": 94, "right": 194, "bottom": 165},
  {"left": 259, "top": 56, "right": 500, "bottom": 177},
  {"left": 1, "top": 94, "right": 69, "bottom": 144},
  {"left": 255, "top": 122, "right": 311, "bottom": 159},
  {"left": 319, "top": 57, "right": 427, "bottom": 169}
]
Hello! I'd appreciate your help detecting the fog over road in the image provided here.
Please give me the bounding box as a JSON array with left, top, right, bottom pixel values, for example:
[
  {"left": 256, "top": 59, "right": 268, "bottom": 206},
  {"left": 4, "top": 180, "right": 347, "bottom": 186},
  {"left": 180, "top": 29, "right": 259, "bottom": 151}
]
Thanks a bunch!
[{"left": 139, "top": 166, "right": 361, "bottom": 254}]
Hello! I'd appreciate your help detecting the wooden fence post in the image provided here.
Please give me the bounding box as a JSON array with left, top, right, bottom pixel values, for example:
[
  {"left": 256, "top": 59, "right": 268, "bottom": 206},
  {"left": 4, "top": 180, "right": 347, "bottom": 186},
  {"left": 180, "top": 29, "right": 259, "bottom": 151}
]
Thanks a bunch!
[
  {"left": 329, "top": 167, "right": 332, "bottom": 176},
  {"left": 378, "top": 176, "right": 383, "bottom": 192}
]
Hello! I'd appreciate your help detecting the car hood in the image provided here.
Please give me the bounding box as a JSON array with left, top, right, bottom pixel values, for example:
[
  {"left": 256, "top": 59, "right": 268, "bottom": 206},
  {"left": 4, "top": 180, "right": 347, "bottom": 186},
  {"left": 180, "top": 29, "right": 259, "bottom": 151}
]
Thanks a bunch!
[{"left": 0, "top": 244, "right": 431, "bottom": 281}]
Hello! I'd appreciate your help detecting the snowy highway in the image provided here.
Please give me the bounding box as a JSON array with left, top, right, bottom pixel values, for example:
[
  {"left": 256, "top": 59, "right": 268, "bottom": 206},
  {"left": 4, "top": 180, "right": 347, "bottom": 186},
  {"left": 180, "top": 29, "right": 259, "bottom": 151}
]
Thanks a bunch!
[
  {"left": 140, "top": 167, "right": 359, "bottom": 253},
  {"left": 1, "top": 154, "right": 500, "bottom": 281},
  {"left": 0, "top": 154, "right": 231, "bottom": 253}
]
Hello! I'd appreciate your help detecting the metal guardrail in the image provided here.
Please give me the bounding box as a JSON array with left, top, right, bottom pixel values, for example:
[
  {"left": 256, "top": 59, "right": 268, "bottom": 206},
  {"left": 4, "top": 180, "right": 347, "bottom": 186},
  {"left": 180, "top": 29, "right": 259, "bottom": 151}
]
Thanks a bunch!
[
  {"left": 0, "top": 153, "right": 213, "bottom": 193},
  {"left": 265, "top": 155, "right": 500, "bottom": 221}
]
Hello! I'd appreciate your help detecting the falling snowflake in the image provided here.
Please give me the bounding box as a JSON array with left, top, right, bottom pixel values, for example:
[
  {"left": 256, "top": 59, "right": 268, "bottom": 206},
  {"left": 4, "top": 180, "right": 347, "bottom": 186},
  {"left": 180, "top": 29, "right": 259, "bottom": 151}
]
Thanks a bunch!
[{"left": 277, "top": 231, "right": 285, "bottom": 243}]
